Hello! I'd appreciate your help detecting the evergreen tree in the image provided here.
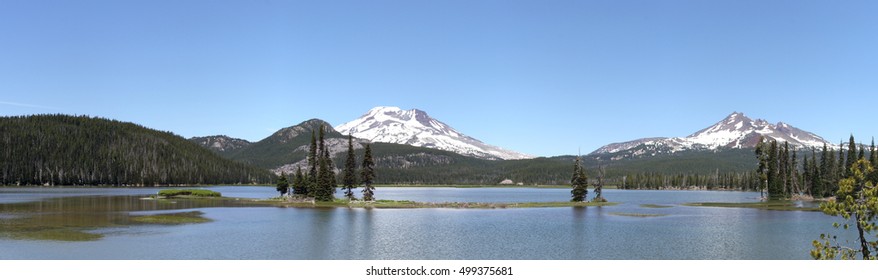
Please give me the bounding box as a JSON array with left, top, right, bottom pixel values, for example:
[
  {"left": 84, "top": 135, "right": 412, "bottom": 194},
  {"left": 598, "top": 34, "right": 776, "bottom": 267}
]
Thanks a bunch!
[
  {"left": 293, "top": 166, "right": 308, "bottom": 195},
  {"left": 812, "top": 148, "right": 823, "bottom": 197},
  {"left": 342, "top": 135, "right": 358, "bottom": 200},
  {"left": 780, "top": 142, "right": 790, "bottom": 198},
  {"left": 869, "top": 139, "right": 878, "bottom": 184},
  {"left": 361, "top": 144, "right": 375, "bottom": 201},
  {"left": 858, "top": 144, "right": 865, "bottom": 160},
  {"left": 847, "top": 135, "right": 857, "bottom": 176},
  {"left": 570, "top": 156, "right": 588, "bottom": 202},
  {"left": 871, "top": 138, "right": 876, "bottom": 165},
  {"left": 791, "top": 148, "right": 799, "bottom": 197},
  {"left": 276, "top": 172, "right": 290, "bottom": 196},
  {"left": 293, "top": 166, "right": 307, "bottom": 195},
  {"left": 839, "top": 141, "right": 846, "bottom": 180},
  {"left": 314, "top": 125, "right": 335, "bottom": 202},
  {"left": 767, "top": 140, "right": 783, "bottom": 200},
  {"left": 307, "top": 131, "right": 318, "bottom": 197},
  {"left": 820, "top": 144, "right": 833, "bottom": 198},
  {"left": 755, "top": 137, "right": 769, "bottom": 198},
  {"left": 803, "top": 152, "right": 812, "bottom": 196}
]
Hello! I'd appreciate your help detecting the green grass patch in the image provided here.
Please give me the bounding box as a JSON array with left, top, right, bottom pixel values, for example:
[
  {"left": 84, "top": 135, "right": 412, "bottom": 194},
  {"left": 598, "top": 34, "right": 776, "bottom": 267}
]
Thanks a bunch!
[
  {"left": 130, "top": 211, "right": 211, "bottom": 224},
  {"left": 640, "top": 204, "right": 673, "bottom": 209},
  {"left": 157, "top": 189, "right": 221, "bottom": 198},
  {"left": 683, "top": 201, "right": 820, "bottom": 212},
  {"left": 8, "top": 228, "right": 103, "bottom": 242},
  {"left": 608, "top": 212, "right": 669, "bottom": 218}
]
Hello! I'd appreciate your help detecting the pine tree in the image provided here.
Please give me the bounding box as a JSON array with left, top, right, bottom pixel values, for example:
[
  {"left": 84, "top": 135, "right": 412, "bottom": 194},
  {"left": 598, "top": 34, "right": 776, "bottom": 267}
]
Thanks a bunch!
[
  {"left": 839, "top": 140, "right": 847, "bottom": 180},
  {"left": 755, "top": 137, "right": 769, "bottom": 198},
  {"left": 870, "top": 138, "right": 876, "bottom": 165},
  {"left": 767, "top": 140, "right": 783, "bottom": 200},
  {"left": 360, "top": 144, "right": 375, "bottom": 201},
  {"left": 342, "top": 135, "right": 358, "bottom": 200},
  {"left": 314, "top": 125, "right": 335, "bottom": 202},
  {"left": 803, "top": 152, "right": 812, "bottom": 196},
  {"left": 307, "top": 130, "right": 318, "bottom": 197},
  {"left": 570, "top": 156, "right": 588, "bottom": 202},
  {"left": 293, "top": 166, "right": 306, "bottom": 195},
  {"left": 812, "top": 148, "right": 823, "bottom": 197},
  {"left": 847, "top": 135, "right": 857, "bottom": 176},
  {"left": 780, "top": 142, "right": 790, "bottom": 198},
  {"left": 791, "top": 148, "right": 799, "bottom": 197},
  {"left": 858, "top": 144, "right": 865, "bottom": 160},
  {"left": 820, "top": 144, "right": 833, "bottom": 198},
  {"left": 276, "top": 172, "right": 290, "bottom": 196}
]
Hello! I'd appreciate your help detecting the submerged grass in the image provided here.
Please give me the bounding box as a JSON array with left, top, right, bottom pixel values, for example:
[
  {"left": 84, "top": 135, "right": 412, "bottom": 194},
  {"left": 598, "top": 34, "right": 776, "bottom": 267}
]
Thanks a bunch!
[
  {"left": 608, "top": 212, "right": 669, "bottom": 218},
  {"left": 130, "top": 211, "right": 211, "bottom": 225},
  {"left": 640, "top": 204, "right": 673, "bottom": 209},
  {"left": 683, "top": 201, "right": 820, "bottom": 212}
]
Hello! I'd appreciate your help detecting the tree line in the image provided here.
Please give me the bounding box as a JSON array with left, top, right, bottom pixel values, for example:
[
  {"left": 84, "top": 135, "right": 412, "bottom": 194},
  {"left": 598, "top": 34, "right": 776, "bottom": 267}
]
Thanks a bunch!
[
  {"left": 0, "top": 115, "right": 274, "bottom": 186},
  {"left": 276, "top": 126, "right": 375, "bottom": 202},
  {"left": 619, "top": 171, "right": 760, "bottom": 191},
  {"left": 757, "top": 135, "right": 878, "bottom": 200}
]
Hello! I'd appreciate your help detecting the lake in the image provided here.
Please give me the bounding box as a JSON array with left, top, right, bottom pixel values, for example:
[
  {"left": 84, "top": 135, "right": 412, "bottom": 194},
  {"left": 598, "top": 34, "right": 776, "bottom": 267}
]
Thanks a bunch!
[{"left": 0, "top": 186, "right": 849, "bottom": 260}]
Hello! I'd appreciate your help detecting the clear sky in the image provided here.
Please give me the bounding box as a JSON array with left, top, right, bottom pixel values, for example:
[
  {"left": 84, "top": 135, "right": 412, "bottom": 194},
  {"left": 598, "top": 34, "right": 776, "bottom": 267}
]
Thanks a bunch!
[{"left": 1, "top": 0, "right": 876, "bottom": 157}]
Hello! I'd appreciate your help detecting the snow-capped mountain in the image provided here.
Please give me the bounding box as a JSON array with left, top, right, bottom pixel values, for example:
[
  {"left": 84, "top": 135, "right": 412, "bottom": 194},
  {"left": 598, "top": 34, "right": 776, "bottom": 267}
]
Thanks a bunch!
[
  {"left": 335, "top": 106, "right": 533, "bottom": 160},
  {"left": 590, "top": 112, "right": 834, "bottom": 158}
]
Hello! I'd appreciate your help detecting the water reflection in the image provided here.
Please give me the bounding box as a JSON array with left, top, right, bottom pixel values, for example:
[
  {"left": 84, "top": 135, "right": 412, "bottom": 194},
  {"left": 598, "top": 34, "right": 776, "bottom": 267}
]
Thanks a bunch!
[{"left": 0, "top": 187, "right": 857, "bottom": 260}]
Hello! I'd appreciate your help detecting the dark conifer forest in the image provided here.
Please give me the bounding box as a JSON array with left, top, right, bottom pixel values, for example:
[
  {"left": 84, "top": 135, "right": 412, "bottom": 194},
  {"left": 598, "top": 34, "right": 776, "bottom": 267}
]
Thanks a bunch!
[{"left": 0, "top": 115, "right": 274, "bottom": 186}]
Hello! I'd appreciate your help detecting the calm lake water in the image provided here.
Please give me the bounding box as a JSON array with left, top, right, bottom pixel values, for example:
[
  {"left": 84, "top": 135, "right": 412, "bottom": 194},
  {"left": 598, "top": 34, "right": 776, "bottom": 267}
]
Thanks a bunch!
[{"left": 0, "top": 187, "right": 850, "bottom": 260}]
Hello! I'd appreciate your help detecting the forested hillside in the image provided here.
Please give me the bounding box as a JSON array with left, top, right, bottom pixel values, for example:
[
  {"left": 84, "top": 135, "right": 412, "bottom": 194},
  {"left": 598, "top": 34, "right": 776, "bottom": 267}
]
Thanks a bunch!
[{"left": 0, "top": 115, "right": 274, "bottom": 186}]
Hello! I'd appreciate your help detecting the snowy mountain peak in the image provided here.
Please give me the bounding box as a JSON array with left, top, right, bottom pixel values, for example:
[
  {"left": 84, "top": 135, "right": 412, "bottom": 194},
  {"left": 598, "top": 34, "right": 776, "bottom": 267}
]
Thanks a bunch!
[
  {"left": 591, "top": 112, "right": 834, "bottom": 158},
  {"left": 336, "top": 106, "right": 533, "bottom": 160}
]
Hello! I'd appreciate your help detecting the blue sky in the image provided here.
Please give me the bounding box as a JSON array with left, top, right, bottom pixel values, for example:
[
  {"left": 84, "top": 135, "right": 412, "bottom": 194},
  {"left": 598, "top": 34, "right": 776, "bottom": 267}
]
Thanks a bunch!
[{"left": 1, "top": 0, "right": 876, "bottom": 157}]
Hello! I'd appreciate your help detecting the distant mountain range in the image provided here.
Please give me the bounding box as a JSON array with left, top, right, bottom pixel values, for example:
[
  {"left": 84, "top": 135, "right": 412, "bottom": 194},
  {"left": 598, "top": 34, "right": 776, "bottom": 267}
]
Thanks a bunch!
[
  {"left": 182, "top": 109, "right": 846, "bottom": 185},
  {"left": 335, "top": 106, "right": 533, "bottom": 160},
  {"left": 590, "top": 112, "right": 834, "bottom": 160}
]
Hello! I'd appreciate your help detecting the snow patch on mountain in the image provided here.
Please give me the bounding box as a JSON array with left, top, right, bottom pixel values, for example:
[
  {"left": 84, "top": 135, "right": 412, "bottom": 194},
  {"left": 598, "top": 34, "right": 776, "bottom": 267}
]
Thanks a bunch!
[{"left": 335, "top": 106, "right": 533, "bottom": 160}]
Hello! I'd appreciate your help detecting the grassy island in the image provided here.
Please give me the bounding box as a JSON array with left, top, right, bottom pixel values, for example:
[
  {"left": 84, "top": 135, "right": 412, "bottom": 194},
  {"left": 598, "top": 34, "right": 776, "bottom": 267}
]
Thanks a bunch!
[
  {"left": 258, "top": 197, "right": 619, "bottom": 209},
  {"left": 157, "top": 189, "right": 222, "bottom": 198}
]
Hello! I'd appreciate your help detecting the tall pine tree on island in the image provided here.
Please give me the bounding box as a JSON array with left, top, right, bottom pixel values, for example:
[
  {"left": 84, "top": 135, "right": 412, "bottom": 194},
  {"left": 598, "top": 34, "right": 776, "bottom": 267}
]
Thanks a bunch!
[
  {"left": 307, "top": 131, "right": 318, "bottom": 197},
  {"left": 361, "top": 144, "right": 375, "bottom": 201},
  {"left": 314, "top": 125, "right": 335, "bottom": 202},
  {"left": 276, "top": 172, "right": 290, "bottom": 196},
  {"left": 755, "top": 137, "right": 769, "bottom": 198},
  {"left": 293, "top": 166, "right": 307, "bottom": 195},
  {"left": 570, "top": 156, "right": 588, "bottom": 202},
  {"left": 342, "top": 135, "right": 358, "bottom": 200}
]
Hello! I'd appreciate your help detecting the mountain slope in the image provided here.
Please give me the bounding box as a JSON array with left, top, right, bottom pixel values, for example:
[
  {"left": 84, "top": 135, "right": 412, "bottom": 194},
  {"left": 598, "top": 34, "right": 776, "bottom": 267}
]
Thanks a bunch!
[
  {"left": 0, "top": 115, "right": 274, "bottom": 186},
  {"left": 590, "top": 112, "right": 833, "bottom": 159},
  {"left": 190, "top": 135, "right": 251, "bottom": 157},
  {"left": 227, "top": 119, "right": 358, "bottom": 171},
  {"left": 335, "top": 106, "right": 533, "bottom": 160}
]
